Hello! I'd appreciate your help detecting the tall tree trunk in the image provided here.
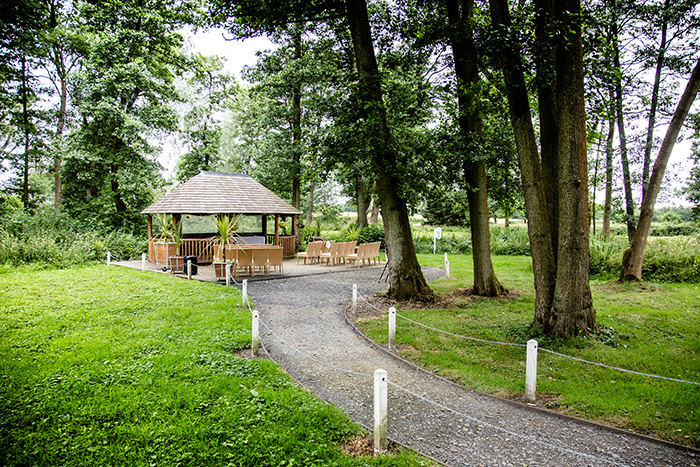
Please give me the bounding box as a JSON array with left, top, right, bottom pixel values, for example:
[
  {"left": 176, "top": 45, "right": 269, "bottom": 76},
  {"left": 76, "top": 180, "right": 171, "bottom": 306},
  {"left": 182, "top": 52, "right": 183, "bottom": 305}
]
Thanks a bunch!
[
  {"left": 369, "top": 201, "right": 380, "bottom": 224},
  {"left": 620, "top": 57, "right": 700, "bottom": 282},
  {"left": 489, "top": 0, "right": 557, "bottom": 318},
  {"left": 602, "top": 99, "right": 615, "bottom": 239},
  {"left": 611, "top": 8, "right": 635, "bottom": 242},
  {"left": 291, "top": 30, "right": 303, "bottom": 241},
  {"left": 642, "top": 0, "right": 669, "bottom": 199},
  {"left": 345, "top": 0, "right": 433, "bottom": 301},
  {"left": 306, "top": 177, "right": 315, "bottom": 226},
  {"left": 489, "top": 0, "right": 594, "bottom": 337},
  {"left": 21, "top": 55, "right": 31, "bottom": 208},
  {"left": 446, "top": 0, "right": 505, "bottom": 296},
  {"left": 356, "top": 176, "right": 370, "bottom": 229}
]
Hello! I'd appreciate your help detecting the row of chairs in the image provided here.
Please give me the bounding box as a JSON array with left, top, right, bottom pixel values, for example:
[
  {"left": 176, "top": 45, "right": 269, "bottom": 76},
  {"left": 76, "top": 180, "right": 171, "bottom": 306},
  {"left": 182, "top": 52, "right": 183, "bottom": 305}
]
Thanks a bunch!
[
  {"left": 221, "top": 245, "right": 284, "bottom": 277},
  {"left": 297, "top": 241, "right": 381, "bottom": 267}
]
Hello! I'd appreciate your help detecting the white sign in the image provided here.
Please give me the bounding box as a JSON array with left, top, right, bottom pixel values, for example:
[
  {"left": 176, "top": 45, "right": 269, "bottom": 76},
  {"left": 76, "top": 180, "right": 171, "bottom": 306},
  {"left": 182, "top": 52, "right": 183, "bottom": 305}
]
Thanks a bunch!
[{"left": 434, "top": 228, "right": 442, "bottom": 239}]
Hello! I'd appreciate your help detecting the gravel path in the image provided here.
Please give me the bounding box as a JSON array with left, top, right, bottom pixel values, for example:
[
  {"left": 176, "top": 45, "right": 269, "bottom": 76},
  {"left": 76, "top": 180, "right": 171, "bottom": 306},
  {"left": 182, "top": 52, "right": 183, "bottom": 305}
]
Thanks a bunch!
[{"left": 245, "top": 267, "right": 698, "bottom": 467}]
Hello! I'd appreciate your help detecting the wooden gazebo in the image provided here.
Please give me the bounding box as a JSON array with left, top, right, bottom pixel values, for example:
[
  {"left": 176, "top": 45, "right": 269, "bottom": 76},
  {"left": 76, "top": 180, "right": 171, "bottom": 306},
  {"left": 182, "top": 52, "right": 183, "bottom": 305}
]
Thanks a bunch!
[{"left": 141, "top": 172, "right": 302, "bottom": 263}]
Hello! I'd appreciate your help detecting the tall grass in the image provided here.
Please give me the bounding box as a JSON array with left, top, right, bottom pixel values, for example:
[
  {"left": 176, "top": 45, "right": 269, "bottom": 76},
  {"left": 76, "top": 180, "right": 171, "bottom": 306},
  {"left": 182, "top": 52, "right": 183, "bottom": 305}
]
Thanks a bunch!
[{"left": 0, "top": 207, "right": 146, "bottom": 268}]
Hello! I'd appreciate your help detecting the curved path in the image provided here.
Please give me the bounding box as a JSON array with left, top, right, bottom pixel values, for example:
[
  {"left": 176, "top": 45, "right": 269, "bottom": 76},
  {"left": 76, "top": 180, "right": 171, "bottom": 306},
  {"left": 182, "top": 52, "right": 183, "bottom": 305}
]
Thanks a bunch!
[{"left": 246, "top": 267, "right": 697, "bottom": 467}]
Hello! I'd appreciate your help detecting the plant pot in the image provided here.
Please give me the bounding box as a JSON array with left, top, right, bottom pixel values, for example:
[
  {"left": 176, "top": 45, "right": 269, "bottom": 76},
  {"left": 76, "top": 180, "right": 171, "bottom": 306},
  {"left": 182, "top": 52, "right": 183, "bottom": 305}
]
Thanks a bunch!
[
  {"left": 154, "top": 241, "right": 177, "bottom": 267},
  {"left": 169, "top": 256, "right": 185, "bottom": 273},
  {"left": 213, "top": 262, "right": 229, "bottom": 281}
]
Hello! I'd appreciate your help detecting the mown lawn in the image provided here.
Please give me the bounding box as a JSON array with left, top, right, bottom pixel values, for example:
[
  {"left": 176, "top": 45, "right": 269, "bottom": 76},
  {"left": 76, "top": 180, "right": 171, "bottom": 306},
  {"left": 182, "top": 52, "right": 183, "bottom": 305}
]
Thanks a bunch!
[
  {"left": 356, "top": 254, "right": 700, "bottom": 448},
  {"left": 0, "top": 265, "right": 433, "bottom": 467}
]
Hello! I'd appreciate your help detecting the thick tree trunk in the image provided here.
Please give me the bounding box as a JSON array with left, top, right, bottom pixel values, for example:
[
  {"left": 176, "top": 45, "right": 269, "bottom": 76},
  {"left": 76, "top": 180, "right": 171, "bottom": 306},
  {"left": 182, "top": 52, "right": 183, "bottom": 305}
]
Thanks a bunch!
[
  {"left": 345, "top": 0, "right": 432, "bottom": 301},
  {"left": 489, "top": 0, "right": 556, "bottom": 317},
  {"left": 642, "top": 0, "right": 669, "bottom": 199},
  {"left": 620, "top": 57, "right": 700, "bottom": 282},
  {"left": 446, "top": 0, "right": 505, "bottom": 297},
  {"left": 21, "top": 55, "right": 31, "bottom": 208},
  {"left": 490, "top": 0, "right": 594, "bottom": 337}
]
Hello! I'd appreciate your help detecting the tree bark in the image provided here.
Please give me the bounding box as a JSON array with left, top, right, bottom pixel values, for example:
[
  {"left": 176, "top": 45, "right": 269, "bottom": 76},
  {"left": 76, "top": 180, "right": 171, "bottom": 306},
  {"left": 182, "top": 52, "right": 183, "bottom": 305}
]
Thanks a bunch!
[
  {"left": 291, "top": 30, "right": 303, "bottom": 240},
  {"left": 446, "top": 0, "right": 505, "bottom": 296},
  {"left": 620, "top": 57, "right": 700, "bottom": 282},
  {"left": 489, "top": 0, "right": 595, "bottom": 337},
  {"left": 356, "top": 176, "right": 370, "bottom": 229},
  {"left": 602, "top": 99, "right": 615, "bottom": 239},
  {"left": 611, "top": 5, "right": 635, "bottom": 242},
  {"left": 642, "top": 0, "right": 669, "bottom": 199},
  {"left": 306, "top": 177, "right": 315, "bottom": 226},
  {"left": 345, "top": 0, "right": 433, "bottom": 301}
]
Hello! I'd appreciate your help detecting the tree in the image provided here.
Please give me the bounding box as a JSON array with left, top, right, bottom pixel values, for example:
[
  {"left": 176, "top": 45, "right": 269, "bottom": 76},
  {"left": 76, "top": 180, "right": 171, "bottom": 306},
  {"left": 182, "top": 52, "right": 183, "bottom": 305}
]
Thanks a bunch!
[
  {"left": 620, "top": 57, "right": 700, "bottom": 282},
  {"left": 211, "top": 0, "right": 434, "bottom": 300},
  {"left": 176, "top": 54, "right": 237, "bottom": 182},
  {"left": 65, "top": 0, "right": 191, "bottom": 230},
  {"left": 489, "top": 0, "right": 595, "bottom": 337}
]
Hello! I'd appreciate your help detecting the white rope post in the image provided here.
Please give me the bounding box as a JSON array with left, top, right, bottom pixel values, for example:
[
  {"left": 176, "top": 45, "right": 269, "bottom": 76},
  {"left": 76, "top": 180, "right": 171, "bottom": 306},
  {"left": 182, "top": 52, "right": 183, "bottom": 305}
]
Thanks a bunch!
[
  {"left": 374, "top": 369, "right": 388, "bottom": 453},
  {"left": 445, "top": 259, "right": 450, "bottom": 278},
  {"left": 141, "top": 253, "right": 146, "bottom": 272},
  {"left": 226, "top": 262, "right": 231, "bottom": 287},
  {"left": 352, "top": 284, "right": 357, "bottom": 312},
  {"left": 388, "top": 307, "right": 396, "bottom": 349},
  {"left": 252, "top": 310, "right": 260, "bottom": 357},
  {"left": 242, "top": 279, "right": 248, "bottom": 308},
  {"left": 106, "top": 251, "right": 111, "bottom": 266},
  {"left": 187, "top": 259, "right": 192, "bottom": 280},
  {"left": 525, "top": 339, "right": 538, "bottom": 403}
]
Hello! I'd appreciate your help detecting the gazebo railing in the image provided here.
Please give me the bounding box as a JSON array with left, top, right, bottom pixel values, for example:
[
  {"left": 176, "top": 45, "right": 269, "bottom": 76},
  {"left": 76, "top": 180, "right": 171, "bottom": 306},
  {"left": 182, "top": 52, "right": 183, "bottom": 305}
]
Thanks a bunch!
[{"left": 180, "top": 238, "right": 215, "bottom": 263}]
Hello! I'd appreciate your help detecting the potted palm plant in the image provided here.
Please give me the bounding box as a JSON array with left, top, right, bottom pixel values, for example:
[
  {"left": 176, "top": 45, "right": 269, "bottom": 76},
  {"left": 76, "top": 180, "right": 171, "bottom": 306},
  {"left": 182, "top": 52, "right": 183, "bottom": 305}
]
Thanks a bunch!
[
  {"left": 211, "top": 214, "right": 240, "bottom": 281},
  {"left": 153, "top": 214, "right": 179, "bottom": 268}
]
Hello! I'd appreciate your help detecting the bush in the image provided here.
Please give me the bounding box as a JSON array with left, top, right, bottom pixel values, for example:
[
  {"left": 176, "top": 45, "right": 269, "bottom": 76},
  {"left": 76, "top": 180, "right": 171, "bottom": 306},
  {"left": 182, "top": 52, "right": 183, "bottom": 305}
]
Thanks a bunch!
[{"left": 0, "top": 207, "right": 147, "bottom": 268}]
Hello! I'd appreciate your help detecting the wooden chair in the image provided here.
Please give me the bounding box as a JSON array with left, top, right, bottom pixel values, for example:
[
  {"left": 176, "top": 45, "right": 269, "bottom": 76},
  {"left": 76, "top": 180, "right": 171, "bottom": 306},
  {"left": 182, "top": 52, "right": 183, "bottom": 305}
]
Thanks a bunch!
[
  {"left": 268, "top": 247, "right": 284, "bottom": 274},
  {"left": 234, "top": 248, "right": 254, "bottom": 277},
  {"left": 346, "top": 242, "right": 368, "bottom": 267},
  {"left": 339, "top": 241, "right": 356, "bottom": 265},
  {"left": 319, "top": 242, "right": 341, "bottom": 266},
  {"left": 251, "top": 247, "right": 269, "bottom": 275},
  {"left": 369, "top": 242, "right": 381, "bottom": 264},
  {"left": 296, "top": 241, "right": 321, "bottom": 264}
]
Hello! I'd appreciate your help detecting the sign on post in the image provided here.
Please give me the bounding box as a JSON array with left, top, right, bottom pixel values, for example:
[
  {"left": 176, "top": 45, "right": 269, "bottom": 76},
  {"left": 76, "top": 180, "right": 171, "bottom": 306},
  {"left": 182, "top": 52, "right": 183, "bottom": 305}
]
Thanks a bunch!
[{"left": 433, "top": 227, "right": 442, "bottom": 254}]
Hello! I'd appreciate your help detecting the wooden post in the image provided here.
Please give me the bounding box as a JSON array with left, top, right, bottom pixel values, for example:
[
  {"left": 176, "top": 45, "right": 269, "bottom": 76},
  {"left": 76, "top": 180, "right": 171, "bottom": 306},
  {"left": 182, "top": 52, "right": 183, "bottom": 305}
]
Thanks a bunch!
[
  {"left": 374, "top": 369, "right": 388, "bottom": 453},
  {"left": 262, "top": 215, "right": 268, "bottom": 240},
  {"left": 242, "top": 279, "right": 248, "bottom": 308},
  {"left": 445, "top": 259, "right": 450, "bottom": 278},
  {"left": 274, "top": 215, "right": 280, "bottom": 246},
  {"left": 525, "top": 339, "right": 538, "bottom": 403},
  {"left": 226, "top": 261, "right": 231, "bottom": 287},
  {"left": 252, "top": 310, "right": 260, "bottom": 356},
  {"left": 352, "top": 284, "right": 357, "bottom": 312},
  {"left": 106, "top": 252, "right": 111, "bottom": 266},
  {"left": 187, "top": 259, "right": 192, "bottom": 280},
  {"left": 141, "top": 253, "right": 146, "bottom": 272},
  {"left": 388, "top": 307, "right": 396, "bottom": 349}
]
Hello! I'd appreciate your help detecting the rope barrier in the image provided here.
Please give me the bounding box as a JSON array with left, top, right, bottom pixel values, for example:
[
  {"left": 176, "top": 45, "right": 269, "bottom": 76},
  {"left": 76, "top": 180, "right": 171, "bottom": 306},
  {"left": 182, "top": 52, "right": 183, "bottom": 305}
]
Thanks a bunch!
[{"left": 355, "top": 291, "right": 700, "bottom": 386}]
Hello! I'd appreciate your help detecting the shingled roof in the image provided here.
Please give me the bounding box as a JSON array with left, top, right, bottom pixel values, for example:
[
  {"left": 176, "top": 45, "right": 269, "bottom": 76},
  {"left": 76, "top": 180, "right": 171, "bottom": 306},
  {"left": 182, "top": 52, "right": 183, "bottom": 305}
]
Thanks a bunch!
[{"left": 140, "top": 172, "right": 302, "bottom": 216}]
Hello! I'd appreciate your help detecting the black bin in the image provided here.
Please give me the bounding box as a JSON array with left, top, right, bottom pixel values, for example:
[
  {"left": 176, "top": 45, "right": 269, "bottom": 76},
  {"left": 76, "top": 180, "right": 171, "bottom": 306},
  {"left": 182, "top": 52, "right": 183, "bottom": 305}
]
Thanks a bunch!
[{"left": 184, "top": 255, "right": 198, "bottom": 275}]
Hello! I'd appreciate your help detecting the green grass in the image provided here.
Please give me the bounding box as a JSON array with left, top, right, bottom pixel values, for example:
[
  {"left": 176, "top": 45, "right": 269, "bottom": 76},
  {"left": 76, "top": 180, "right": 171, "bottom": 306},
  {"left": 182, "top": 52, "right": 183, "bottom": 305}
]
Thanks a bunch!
[
  {"left": 0, "top": 266, "right": 433, "bottom": 467},
  {"left": 357, "top": 254, "right": 700, "bottom": 448}
]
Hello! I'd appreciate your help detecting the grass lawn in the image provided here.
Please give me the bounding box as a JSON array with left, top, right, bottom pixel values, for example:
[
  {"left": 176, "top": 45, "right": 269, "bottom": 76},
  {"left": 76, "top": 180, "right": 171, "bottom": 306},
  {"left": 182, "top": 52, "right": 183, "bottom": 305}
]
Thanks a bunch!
[
  {"left": 0, "top": 265, "right": 434, "bottom": 467},
  {"left": 356, "top": 254, "right": 700, "bottom": 448}
]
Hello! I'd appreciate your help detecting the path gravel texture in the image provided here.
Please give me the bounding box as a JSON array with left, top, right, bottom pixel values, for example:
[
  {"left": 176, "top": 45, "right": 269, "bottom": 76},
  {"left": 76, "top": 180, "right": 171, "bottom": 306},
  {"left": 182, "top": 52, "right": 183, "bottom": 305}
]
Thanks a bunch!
[{"left": 245, "top": 267, "right": 698, "bottom": 467}]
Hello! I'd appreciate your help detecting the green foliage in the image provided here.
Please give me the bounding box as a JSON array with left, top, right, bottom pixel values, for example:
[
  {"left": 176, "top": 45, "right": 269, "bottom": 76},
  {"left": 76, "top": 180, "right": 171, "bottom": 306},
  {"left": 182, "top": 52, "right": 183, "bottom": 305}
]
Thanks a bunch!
[
  {"left": 0, "top": 206, "right": 146, "bottom": 267},
  {"left": 0, "top": 266, "right": 431, "bottom": 466}
]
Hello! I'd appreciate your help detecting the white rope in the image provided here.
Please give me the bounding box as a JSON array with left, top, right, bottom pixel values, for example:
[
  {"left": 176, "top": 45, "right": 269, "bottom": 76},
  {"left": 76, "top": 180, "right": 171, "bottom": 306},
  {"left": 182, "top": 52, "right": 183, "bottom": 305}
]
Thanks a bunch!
[
  {"left": 355, "top": 293, "right": 700, "bottom": 386},
  {"left": 386, "top": 379, "right": 632, "bottom": 467}
]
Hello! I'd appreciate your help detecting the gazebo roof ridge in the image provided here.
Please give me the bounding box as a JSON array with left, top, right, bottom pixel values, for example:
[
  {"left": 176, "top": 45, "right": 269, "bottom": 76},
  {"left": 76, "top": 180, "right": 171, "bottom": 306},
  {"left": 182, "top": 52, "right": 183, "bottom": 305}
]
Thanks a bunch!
[{"left": 140, "top": 171, "right": 302, "bottom": 216}]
